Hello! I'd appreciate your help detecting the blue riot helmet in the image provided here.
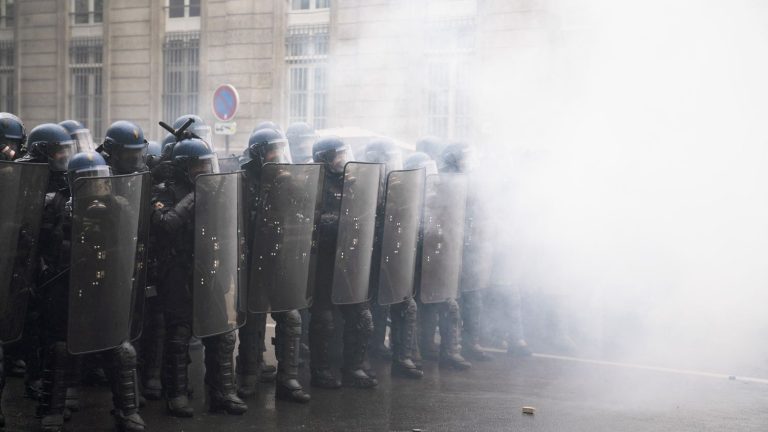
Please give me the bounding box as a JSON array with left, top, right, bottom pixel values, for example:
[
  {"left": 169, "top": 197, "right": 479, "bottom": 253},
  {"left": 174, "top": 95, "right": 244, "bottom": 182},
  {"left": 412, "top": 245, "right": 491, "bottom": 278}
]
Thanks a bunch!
[
  {"left": 312, "top": 136, "right": 354, "bottom": 174},
  {"left": 171, "top": 137, "right": 219, "bottom": 184},
  {"left": 415, "top": 136, "right": 446, "bottom": 162},
  {"left": 26, "top": 123, "right": 76, "bottom": 172},
  {"left": 59, "top": 119, "right": 94, "bottom": 153},
  {"left": 147, "top": 140, "right": 161, "bottom": 157},
  {"left": 160, "top": 133, "right": 176, "bottom": 157},
  {"left": 66, "top": 151, "right": 112, "bottom": 195},
  {"left": 252, "top": 120, "right": 282, "bottom": 135},
  {"left": 441, "top": 141, "right": 476, "bottom": 174},
  {"left": 0, "top": 113, "right": 26, "bottom": 160},
  {"left": 102, "top": 120, "right": 148, "bottom": 174},
  {"left": 248, "top": 128, "right": 292, "bottom": 167},
  {"left": 172, "top": 114, "right": 212, "bottom": 146},
  {"left": 364, "top": 139, "right": 402, "bottom": 173},
  {"left": 404, "top": 152, "right": 438, "bottom": 176}
]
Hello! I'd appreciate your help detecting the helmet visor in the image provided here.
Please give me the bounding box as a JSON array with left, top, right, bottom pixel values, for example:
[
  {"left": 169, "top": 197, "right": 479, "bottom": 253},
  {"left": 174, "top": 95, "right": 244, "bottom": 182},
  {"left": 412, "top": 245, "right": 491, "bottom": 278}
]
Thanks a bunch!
[
  {"left": 458, "top": 147, "right": 477, "bottom": 172},
  {"left": 70, "top": 166, "right": 113, "bottom": 196},
  {"left": 191, "top": 125, "right": 213, "bottom": 147},
  {"left": 49, "top": 141, "right": 76, "bottom": 172},
  {"left": 187, "top": 154, "right": 219, "bottom": 182},
  {"left": 114, "top": 146, "right": 148, "bottom": 173},
  {"left": 261, "top": 139, "right": 293, "bottom": 165},
  {"left": 73, "top": 129, "right": 95, "bottom": 153},
  {"left": 421, "top": 160, "right": 439, "bottom": 176},
  {"left": 330, "top": 145, "right": 354, "bottom": 174},
  {"left": 366, "top": 149, "right": 402, "bottom": 172}
]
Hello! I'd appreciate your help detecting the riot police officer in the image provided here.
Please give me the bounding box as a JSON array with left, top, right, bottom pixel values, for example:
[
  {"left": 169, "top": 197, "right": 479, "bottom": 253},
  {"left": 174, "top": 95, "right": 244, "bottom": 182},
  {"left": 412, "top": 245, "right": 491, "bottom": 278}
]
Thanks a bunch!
[
  {"left": 441, "top": 142, "right": 492, "bottom": 361},
  {"left": 0, "top": 113, "right": 26, "bottom": 161},
  {"left": 237, "top": 127, "right": 311, "bottom": 403},
  {"left": 364, "top": 140, "right": 423, "bottom": 379},
  {"left": 172, "top": 114, "right": 212, "bottom": 146},
  {"left": 58, "top": 119, "right": 95, "bottom": 154},
  {"left": 100, "top": 121, "right": 166, "bottom": 401},
  {"left": 36, "top": 150, "right": 146, "bottom": 432},
  {"left": 101, "top": 121, "right": 148, "bottom": 175},
  {"left": 286, "top": 122, "right": 316, "bottom": 164},
  {"left": 310, "top": 137, "right": 378, "bottom": 389},
  {"left": 404, "top": 152, "right": 472, "bottom": 371},
  {"left": 415, "top": 136, "right": 446, "bottom": 164},
  {"left": 17, "top": 124, "right": 75, "bottom": 192},
  {"left": 151, "top": 138, "right": 247, "bottom": 417}
]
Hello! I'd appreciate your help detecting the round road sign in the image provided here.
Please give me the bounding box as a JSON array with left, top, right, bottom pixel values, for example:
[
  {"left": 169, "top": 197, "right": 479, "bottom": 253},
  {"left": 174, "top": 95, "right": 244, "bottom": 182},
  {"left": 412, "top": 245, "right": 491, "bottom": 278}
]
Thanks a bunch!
[{"left": 212, "top": 84, "right": 239, "bottom": 121}]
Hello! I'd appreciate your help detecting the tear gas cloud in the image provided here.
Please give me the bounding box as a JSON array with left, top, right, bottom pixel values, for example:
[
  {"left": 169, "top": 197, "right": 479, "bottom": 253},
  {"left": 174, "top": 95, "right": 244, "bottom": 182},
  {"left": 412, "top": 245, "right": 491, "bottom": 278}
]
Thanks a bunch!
[{"left": 474, "top": 0, "right": 768, "bottom": 375}]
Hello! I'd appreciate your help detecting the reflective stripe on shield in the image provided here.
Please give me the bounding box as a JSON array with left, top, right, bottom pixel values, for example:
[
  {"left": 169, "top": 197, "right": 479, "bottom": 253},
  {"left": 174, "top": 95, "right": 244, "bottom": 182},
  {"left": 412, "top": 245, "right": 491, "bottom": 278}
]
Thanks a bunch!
[
  {"left": 68, "top": 173, "right": 145, "bottom": 354},
  {"left": 418, "top": 173, "right": 468, "bottom": 304},
  {"left": 0, "top": 162, "right": 48, "bottom": 344},
  {"left": 376, "top": 169, "right": 425, "bottom": 306},
  {"left": 130, "top": 172, "right": 151, "bottom": 341},
  {"left": 193, "top": 172, "right": 246, "bottom": 338},
  {"left": 331, "top": 162, "right": 384, "bottom": 305},
  {"left": 248, "top": 164, "right": 324, "bottom": 313}
]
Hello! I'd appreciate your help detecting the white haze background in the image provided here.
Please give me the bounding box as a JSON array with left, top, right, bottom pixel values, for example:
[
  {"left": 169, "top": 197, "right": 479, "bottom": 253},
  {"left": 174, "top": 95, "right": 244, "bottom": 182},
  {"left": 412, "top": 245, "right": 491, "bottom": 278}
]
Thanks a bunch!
[{"left": 474, "top": 0, "right": 768, "bottom": 376}]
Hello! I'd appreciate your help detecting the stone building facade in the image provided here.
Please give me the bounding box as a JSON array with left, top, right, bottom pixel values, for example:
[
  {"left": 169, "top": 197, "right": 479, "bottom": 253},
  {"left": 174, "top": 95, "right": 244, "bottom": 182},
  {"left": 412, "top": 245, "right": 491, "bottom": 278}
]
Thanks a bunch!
[{"left": 8, "top": 0, "right": 552, "bottom": 153}]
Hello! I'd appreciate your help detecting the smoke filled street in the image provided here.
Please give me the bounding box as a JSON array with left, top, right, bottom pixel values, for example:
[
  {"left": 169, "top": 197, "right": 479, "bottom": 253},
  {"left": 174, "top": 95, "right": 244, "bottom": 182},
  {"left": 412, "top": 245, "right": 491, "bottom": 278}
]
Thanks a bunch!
[{"left": 3, "top": 345, "right": 766, "bottom": 431}]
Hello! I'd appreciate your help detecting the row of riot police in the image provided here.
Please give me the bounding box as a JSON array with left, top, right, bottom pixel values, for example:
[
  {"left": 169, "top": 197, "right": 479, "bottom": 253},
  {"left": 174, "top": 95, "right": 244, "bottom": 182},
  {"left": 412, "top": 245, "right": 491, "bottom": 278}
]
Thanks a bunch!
[{"left": 0, "top": 113, "right": 520, "bottom": 431}]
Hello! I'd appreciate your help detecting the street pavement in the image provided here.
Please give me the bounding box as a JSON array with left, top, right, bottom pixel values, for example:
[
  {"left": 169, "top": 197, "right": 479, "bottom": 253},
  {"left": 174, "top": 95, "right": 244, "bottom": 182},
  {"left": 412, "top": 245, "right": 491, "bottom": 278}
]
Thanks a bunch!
[{"left": 3, "top": 343, "right": 767, "bottom": 432}]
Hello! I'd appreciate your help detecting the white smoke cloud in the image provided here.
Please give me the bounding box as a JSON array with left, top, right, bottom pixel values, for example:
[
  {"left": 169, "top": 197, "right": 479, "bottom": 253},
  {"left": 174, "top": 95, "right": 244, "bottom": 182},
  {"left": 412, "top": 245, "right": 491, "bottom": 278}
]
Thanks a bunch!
[{"left": 476, "top": 0, "right": 768, "bottom": 375}]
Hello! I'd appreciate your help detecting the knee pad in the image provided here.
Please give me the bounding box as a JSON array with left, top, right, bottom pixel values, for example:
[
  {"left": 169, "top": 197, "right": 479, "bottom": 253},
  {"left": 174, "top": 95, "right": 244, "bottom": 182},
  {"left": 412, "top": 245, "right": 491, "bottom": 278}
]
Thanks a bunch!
[
  {"left": 356, "top": 308, "right": 374, "bottom": 336},
  {"left": 446, "top": 299, "right": 460, "bottom": 317},
  {"left": 281, "top": 310, "right": 302, "bottom": 338},
  {"left": 166, "top": 324, "right": 191, "bottom": 355},
  {"left": 113, "top": 342, "right": 138, "bottom": 367}
]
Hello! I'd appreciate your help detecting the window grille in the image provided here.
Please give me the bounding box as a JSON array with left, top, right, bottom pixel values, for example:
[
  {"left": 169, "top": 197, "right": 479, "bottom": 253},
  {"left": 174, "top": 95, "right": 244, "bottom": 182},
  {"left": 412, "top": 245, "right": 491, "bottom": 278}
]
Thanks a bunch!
[
  {"left": 163, "top": 32, "right": 200, "bottom": 124},
  {"left": 69, "top": 38, "right": 103, "bottom": 139}
]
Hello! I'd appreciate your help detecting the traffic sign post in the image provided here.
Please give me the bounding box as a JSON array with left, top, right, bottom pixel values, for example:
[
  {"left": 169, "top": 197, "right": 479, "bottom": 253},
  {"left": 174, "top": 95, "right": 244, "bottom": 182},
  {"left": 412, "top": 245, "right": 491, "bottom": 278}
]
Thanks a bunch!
[{"left": 212, "top": 84, "right": 239, "bottom": 154}]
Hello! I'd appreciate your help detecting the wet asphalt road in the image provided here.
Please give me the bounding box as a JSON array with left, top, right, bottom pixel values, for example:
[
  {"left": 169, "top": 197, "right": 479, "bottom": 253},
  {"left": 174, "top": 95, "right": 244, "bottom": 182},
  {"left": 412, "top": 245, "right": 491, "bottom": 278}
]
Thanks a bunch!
[{"left": 3, "top": 343, "right": 768, "bottom": 432}]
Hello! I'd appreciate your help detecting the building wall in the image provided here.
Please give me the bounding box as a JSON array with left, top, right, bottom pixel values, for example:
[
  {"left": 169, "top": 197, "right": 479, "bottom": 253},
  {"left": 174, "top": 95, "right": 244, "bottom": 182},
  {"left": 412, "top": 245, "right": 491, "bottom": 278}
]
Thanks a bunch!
[
  {"left": 18, "top": 0, "right": 64, "bottom": 126},
  {"left": 10, "top": 0, "right": 552, "bottom": 151}
]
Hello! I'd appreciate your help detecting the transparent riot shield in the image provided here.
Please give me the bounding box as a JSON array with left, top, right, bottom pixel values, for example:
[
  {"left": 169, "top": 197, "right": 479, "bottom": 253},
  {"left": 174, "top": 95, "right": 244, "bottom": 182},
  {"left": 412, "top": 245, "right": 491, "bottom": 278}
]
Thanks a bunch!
[
  {"left": 130, "top": 172, "right": 151, "bottom": 341},
  {"left": 460, "top": 185, "right": 493, "bottom": 293},
  {"left": 376, "top": 169, "right": 426, "bottom": 306},
  {"left": 192, "top": 172, "right": 247, "bottom": 338},
  {"left": 418, "top": 173, "right": 468, "bottom": 304},
  {"left": 67, "top": 172, "right": 146, "bottom": 354},
  {"left": 331, "top": 162, "right": 384, "bottom": 305},
  {"left": 0, "top": 162, "right": 48, "bottom": 344},
  {"left": 218, "top": 156, "right": 242, "bottom": 173},
  {"left": 248, "top": 164, "right": 324, "bottom": 313}
]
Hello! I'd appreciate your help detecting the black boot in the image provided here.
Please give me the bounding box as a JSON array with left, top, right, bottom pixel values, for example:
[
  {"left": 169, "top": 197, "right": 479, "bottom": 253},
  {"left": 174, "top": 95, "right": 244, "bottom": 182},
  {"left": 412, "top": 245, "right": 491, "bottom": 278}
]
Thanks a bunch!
[
  {"left": 341, "top": 305, "right": 377, "bottom": 389},
  {"left": 38, "top": 343, "right": 72, "bottom": 432},
  {"left": 391, "top": 300, "right": 423, "bottom": 379},
  {"left": 110, "top": 342, "right": 145, "bottom": 432},
  {"left": 163, "top": 325, "right": 193, "bottom": 418},
  {"left": 274, "top": 312, "right": 310, "bottom": 403},
  {"left": 236, "top": 314, "right": 263, "bottom": 398},
  {"left": 439, "top": 300, "right": 472, "bottom": 371},
  {"left": 204, "top": 333, "right": 247, "bottom": 415},
  {"left": 141, "top": 311, "right": 164, "bottom": 400},
  {"left": 309, "top": 309, "right": 341, "bottom": 389}
]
